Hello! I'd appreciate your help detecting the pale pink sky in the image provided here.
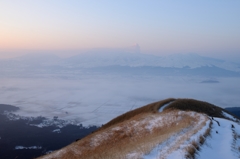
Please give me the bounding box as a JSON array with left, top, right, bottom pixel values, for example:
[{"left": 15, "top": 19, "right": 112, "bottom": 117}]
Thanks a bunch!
[{"left": 0, "top": 1, "right": 240, "bottom": 60}]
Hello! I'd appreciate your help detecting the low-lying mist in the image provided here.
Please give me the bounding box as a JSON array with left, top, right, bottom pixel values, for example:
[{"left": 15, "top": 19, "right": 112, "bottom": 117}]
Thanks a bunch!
[{"left": 0, "top": 74, "right": 239, "bottom": 126}]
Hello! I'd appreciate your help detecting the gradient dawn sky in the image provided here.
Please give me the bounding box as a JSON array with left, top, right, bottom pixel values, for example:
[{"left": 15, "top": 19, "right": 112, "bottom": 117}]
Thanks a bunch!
[{"left": 0, "top": 1, "right": 240, "bottom": 59}]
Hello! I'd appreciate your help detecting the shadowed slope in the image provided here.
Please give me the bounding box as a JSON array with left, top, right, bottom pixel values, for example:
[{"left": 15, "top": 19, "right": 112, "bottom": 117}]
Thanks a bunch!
[{"left": 165, "top": 99, "right": 239, "bottom": 120}]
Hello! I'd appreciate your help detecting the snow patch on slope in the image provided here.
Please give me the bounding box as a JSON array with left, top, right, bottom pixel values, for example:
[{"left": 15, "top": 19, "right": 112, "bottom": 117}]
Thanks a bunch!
[
  {"left": 198, "top": 118, "right": 240, "bottom": 159},
  {"left": 144, "top": 115, "right": 240, "bottom": 159},
  {"left": 159, "top": 101, "right": 174, "bottom": 112},
  {"left": 143, "top": 114, "right": 209, "bottom": 159},
  {"left": 143, "top": 115, "right": 240, "bottom": 159},
  {"left": 222, "top": 111, "right": 237, "bottom": 121}
]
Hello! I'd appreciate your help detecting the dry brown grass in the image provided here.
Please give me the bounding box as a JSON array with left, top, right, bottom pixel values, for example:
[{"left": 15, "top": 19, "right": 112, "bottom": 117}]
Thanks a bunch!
[
  {"left": 37, "top": 98, "right": 224, "bottom": 159},
  {"left": 185, "top": 141, "right": 198, "bottom": 159},
  {"left": 165, "top": 99, "right": 227, "bottom": 118},
  {"left": 96, "top": 98, "right": 176, "bottom": 132},
  {"left": 74, "top": 111, "right": 191, "bottom": 159},
  {"left": 199, "top": 135, "right": 205, "bottom": 145},
  {"left": 38, "top": 110, "right": 206, "bottom": 159},
  {"left": 185, "top": 120, "right": 212, "bottom": 159},
  {"left": 157, "top": 113, "right": 208, "bottom": 159},
  {"left": 203, "top": 124, "right": 212, "bottom": 138},
  {"left": 231, "top": 127, "right": 240, "bottom": 157},
  {"left": 95, "top": 98, "right": 236, "bottom": 134}
]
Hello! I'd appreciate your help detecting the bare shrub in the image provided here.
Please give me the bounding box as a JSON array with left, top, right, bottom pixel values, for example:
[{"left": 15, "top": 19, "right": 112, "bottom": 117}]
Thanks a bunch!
[
  {"left": 185, "top": 144, "right": 197, "bottom": 159},
  {"left": 185, "top": 119, "right": 212, "bottom": 159},
  {"left": 203, "top": 121, "right": 212, "bottom": 138},
  {"left": 199, "top": 135, "right": 205, "bottom": 145}
]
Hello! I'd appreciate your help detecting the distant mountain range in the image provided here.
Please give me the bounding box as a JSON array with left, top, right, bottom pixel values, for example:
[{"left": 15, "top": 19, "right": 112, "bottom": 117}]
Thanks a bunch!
[
  {"left": 65, "top": 52, "right": 240, "bottom": 72},
  {"left": 0, "top": 52, "right": 240, "bottom": 77}
]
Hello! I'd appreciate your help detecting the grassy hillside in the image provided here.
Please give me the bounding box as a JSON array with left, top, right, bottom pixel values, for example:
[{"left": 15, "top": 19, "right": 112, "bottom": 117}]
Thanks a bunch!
[
  {"left": 37, "top": 98, "right": 239, "bottom": 159},
  {"left": 165, "top": 99, "right": 226, "bottom": 117},
  {"left": 97, "top": 98, "right": 237, "bottom": 133},
  {"left": 96, "top": 98, "right": 175, "bottom": 132}
]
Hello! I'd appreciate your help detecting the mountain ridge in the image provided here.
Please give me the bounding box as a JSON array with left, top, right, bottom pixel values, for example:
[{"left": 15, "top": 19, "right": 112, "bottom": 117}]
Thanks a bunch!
[
  {"left": 37, "top": 98, "right": 240, "bottom": 159},
  {"left": 1, "top": 53, "right": 240, "bottom": 78},
  {"left": 1, "top": 53, "right": 240, "bottom": 72}
]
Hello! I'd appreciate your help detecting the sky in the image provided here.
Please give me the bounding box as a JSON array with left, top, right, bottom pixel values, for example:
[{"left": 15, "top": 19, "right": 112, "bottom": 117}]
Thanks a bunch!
[{"left": 0, "top": 1, "right": 240, "bottom": 59}]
